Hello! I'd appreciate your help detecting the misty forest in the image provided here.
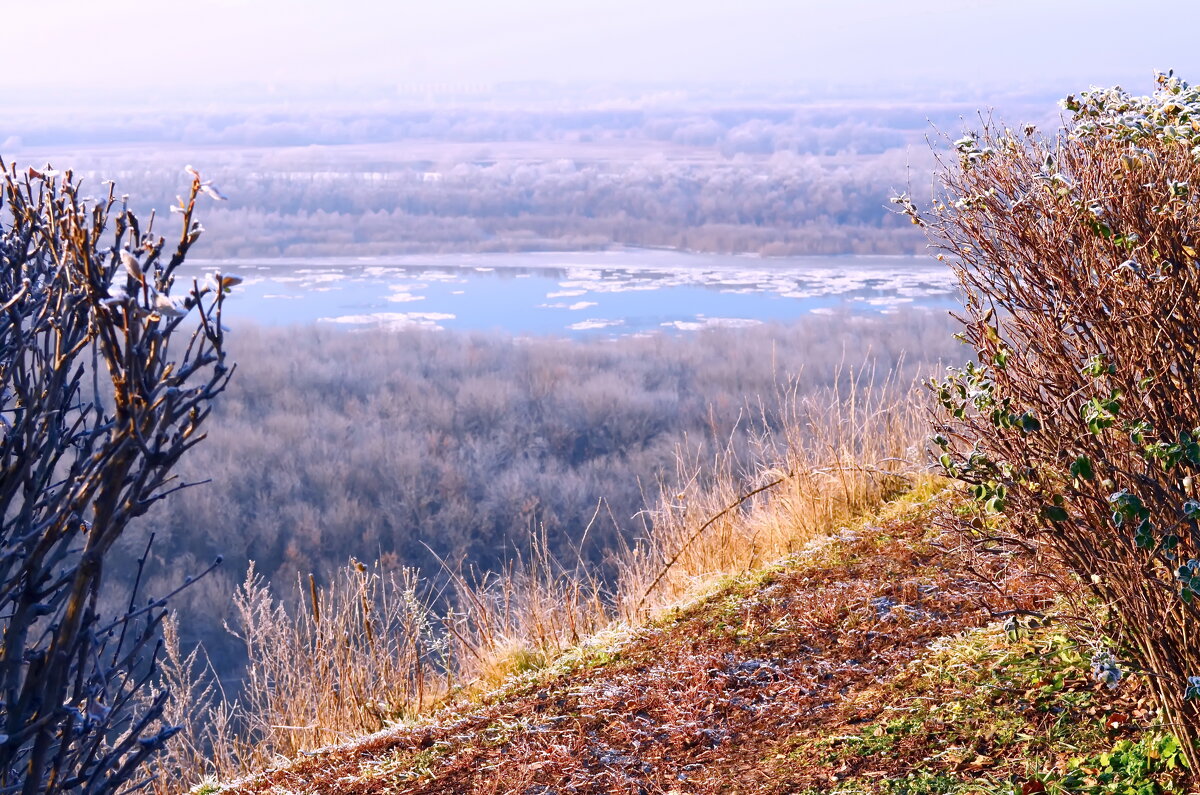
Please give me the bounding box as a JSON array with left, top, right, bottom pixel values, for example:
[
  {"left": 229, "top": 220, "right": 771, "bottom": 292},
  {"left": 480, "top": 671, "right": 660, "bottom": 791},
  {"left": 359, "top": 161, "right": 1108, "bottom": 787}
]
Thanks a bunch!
[{"left": 9, "top": 90, "right": 1061, "bottom": 259}]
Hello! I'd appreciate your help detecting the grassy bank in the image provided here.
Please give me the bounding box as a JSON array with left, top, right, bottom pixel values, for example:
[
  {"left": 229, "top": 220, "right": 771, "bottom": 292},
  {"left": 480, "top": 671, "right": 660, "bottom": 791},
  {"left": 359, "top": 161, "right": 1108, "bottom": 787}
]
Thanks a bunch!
[
  {"left": 182, "top": 482, "right": 1187, "bottom": 794},
  {"left": 169, "top": 470, "right": 1190, "bottom": 792}
]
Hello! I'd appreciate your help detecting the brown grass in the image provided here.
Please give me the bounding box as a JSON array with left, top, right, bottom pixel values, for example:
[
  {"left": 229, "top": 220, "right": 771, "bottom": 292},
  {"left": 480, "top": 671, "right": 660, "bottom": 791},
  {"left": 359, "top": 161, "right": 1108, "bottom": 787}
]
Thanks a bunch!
[{"left": 617, "top": 369, "right": 920, "bottom": 623}]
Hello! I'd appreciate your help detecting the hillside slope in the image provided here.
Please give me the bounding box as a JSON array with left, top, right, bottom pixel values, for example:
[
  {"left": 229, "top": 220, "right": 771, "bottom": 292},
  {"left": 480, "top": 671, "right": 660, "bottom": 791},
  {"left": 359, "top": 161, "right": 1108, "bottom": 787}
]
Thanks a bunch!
[{"left": 213, "top": 489, "right": 1187, "bottom": 794}]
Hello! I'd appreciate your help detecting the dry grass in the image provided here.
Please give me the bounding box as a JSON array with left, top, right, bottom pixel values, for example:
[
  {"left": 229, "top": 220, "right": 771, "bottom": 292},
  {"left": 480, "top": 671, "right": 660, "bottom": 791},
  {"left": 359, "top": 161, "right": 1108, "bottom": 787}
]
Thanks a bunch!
[
  {"left": 147, "top": 372, "right": 929, "bottom": 793},
  {"left": 617, "top": 369, "right": 921, "bottom": 623}
]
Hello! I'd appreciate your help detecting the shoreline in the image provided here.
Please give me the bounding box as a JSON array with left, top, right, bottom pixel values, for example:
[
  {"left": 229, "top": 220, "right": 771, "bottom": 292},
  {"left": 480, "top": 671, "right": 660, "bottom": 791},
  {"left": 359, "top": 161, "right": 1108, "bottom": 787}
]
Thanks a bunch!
[{"left": 188, "top": 247, "right": 943, "bottom": 273}]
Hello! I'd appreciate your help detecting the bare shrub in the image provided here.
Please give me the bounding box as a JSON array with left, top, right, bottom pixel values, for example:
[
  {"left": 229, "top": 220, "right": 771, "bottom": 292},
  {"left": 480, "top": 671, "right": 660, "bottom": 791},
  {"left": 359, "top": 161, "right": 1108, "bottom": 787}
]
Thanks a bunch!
[
  {"left": 0, "top": 164, "right": 232, "bottom": 792},
  {"left": 912, "top": 72, "right": 1200, "bottom": 764}
]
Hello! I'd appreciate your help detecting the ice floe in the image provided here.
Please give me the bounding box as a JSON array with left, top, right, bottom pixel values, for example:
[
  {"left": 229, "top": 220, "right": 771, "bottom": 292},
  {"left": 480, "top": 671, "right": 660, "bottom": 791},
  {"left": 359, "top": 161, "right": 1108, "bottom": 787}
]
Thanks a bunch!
[
  {"left": 660, "top": 317, "right": 763, "bottom": 331},
  {"left": 319, "top": 312, "right": 456, "bottom": 331},
  {"left": 568, "top": 318, "right": 624, "bottom": 331}
]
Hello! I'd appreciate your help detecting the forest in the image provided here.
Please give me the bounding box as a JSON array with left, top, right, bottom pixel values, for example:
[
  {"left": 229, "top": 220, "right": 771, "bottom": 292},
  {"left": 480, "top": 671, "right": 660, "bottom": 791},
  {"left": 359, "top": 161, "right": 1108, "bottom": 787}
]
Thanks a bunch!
[
  {"left": 118, "top": 310, "right": 960, "bottom": 680},
  {"left": 5, "top": 88, "right": 1059, "bottom": 258}
]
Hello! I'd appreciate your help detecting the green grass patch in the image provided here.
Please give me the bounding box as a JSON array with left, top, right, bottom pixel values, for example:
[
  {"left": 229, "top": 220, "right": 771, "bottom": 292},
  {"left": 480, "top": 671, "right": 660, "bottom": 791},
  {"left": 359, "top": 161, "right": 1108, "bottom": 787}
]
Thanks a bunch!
[{"left": 785, "top": 618, "right": 1190, "bottom": 794}]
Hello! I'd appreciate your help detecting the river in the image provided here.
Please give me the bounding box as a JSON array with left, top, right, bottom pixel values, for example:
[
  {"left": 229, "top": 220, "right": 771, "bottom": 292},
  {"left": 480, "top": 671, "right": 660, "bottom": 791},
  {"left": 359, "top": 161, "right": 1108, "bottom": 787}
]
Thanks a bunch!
[{"left": 181, "top": 249, "right": 956, "bottom": 336}]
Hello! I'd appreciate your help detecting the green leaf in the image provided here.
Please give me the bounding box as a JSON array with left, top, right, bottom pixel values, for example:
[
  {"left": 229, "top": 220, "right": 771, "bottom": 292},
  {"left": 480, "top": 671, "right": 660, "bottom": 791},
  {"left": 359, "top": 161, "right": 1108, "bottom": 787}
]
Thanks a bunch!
[
  {"left": 1084, "top": 355, "right": 1108, "bottom": 379},
  {"left": 1070, "top": 455, "right": 1095, "bottom": 480},
  {"left": 1082, "top": 354, "right": 1111, "bottom": 377},
  {"left": 1127, "top": 420, "right": 1153, "bottom": 445},
  {"left": 1186, "top": 441, "right": 1200, "bottom": 466},
  {"left": 1041, "top": 505, "right": 1070, "bottom": 523},
  {"left": 1135, "top": 520, "right": 1156, "bottom": 550},
  {"left": 1018, "top": 412, "right": 1041, "bottom": 433}
]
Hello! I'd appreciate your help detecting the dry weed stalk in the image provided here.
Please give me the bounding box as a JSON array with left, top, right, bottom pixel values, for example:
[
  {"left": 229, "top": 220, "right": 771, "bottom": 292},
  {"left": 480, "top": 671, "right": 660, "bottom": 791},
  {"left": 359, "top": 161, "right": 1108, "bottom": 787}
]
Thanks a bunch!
[
  {"left": 226, "top": 562, "right": 438, "bottom": 760},
  {"left": 619, "top": 370, "right": 922, "bottom": 620}
]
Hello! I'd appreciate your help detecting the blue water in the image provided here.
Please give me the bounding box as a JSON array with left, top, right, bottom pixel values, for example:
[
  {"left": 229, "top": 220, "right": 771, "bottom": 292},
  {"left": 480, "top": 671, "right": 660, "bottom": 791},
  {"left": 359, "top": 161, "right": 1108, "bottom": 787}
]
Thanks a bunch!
[{"left": 181, "top": 250, "right": 957, "bottom": 336}]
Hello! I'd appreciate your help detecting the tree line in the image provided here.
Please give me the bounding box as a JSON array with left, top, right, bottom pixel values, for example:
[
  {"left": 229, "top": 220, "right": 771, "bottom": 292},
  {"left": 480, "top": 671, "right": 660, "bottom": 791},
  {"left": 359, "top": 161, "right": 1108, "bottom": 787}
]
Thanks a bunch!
[{"left": 8, "top": 92, "right": 1056, "bottom": 258}]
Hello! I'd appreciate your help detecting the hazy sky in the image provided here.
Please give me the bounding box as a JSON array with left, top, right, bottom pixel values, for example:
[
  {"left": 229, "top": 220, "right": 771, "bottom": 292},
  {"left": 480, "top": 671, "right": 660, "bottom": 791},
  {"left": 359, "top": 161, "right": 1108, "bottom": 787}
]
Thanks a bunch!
[{"left": 7, "top": 0, "right": 1199, "bottom": 103}]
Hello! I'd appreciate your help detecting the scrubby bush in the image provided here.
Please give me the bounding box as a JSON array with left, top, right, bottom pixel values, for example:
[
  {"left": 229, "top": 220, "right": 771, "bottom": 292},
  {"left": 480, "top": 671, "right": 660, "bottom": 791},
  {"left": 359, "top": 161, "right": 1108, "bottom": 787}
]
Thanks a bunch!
[
  {"left": 913, "top": 72, "right": 1200, "bottom": 766},
  {"left": 0, "top": 164, "right": 231, "bottom": 792}
]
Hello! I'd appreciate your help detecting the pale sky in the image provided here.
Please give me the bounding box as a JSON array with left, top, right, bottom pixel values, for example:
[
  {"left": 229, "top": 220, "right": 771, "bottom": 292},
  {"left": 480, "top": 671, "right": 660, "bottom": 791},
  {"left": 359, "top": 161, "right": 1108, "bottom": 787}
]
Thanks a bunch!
[{"left": 6, "top": 0, "right": 1197, "bottom": 103}]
